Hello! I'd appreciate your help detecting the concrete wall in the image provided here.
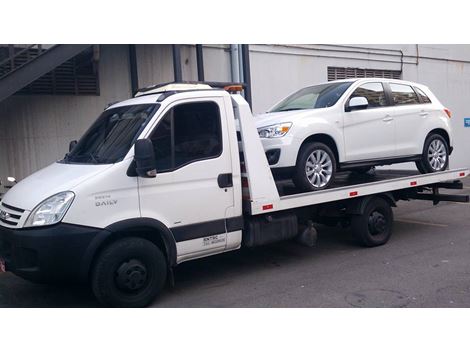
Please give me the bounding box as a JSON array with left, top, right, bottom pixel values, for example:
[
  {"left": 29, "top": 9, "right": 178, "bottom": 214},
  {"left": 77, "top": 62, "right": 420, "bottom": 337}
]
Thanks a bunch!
[
  {"left": 136, "top": 44, "right": 231, "bottom": 87},
  {"left": 1, "top": 44, "right": 470, "bottom": 183},
  {"left": 249, "top": 44, "right": 470, "bottom": 169},
  {"left": 0, "top": 45, "right": 132, "bottom": 182}
]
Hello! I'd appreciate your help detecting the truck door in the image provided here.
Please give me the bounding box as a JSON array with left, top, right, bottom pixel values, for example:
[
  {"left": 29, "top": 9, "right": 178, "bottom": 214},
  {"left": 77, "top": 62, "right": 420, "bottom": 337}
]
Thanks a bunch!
[{"left": 138, "top": 97, "right": 236, "bottom": 262}]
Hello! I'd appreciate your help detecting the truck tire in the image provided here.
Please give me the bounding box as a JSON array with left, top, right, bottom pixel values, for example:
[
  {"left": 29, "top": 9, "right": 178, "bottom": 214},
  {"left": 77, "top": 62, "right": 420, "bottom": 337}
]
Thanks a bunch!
[
  {"left": 91, "top": 237, "right": 167, "bottom": 308},
  {"left": 416, "top": 133, "right": 449, "bottom": 173},
  {"left": 293, "top": 142, "right": 336, "bottom": 192},
  {"left": 351, "top": 197, "right": 393, "bottom": 247}
]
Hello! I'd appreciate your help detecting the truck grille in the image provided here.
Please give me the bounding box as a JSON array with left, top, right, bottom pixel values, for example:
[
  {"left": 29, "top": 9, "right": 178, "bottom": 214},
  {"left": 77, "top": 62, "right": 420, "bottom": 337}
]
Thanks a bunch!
[{"left": 0, "top": 202, "right": 25, "bottom": 227}]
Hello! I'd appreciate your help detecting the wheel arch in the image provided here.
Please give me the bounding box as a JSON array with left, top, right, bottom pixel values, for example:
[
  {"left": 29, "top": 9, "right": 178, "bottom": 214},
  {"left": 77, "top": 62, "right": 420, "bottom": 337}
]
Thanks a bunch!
[
  {"left": 346, "top": 193, "right": 396, "bottom": 215},
  {"left": 80, "top": 218, "right": 177, "bottom": 281},
  {"left": 300, "top": 133, "right": 341, "bottom": 166},
  {"left": 425, "top": 128, "right": 451, "bottom": 151}
]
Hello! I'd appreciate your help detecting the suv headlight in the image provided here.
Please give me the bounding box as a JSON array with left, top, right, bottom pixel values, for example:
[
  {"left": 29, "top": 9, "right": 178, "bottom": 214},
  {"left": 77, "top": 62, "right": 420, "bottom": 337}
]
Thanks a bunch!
[
  {"left": 25, "top": 192, "right": 75, "bottom": 227},
  {"left": 257, "top": 123, "right": 292, "bottom": 138}
]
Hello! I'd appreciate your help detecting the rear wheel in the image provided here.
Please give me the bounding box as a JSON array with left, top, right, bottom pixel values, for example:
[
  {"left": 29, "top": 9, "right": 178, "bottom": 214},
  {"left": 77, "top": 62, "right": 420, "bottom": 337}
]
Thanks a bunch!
[
  {"left": 416, "top": 134, "right": 449, "bottom": 173},
  {"left": 293, "top": 142, "right": 336, "bottom": 192},
  {"left": 91, "top": 237, "right": 167, "bottom": 308},
  {"left": 351, "top": 197, "right": 393, "bottom": 247}
]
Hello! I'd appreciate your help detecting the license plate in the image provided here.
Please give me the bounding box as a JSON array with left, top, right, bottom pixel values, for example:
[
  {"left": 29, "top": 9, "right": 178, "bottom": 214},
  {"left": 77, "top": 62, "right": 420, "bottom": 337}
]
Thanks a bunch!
[{"left": 0, "top": 258, "right": 6, "bottom": 273}]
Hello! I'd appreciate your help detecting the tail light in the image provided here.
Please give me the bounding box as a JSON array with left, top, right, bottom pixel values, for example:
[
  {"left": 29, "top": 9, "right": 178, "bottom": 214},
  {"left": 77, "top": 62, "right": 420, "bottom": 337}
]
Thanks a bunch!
[{"left": 444, "top": 108, "right": 452, "bottom": 118}]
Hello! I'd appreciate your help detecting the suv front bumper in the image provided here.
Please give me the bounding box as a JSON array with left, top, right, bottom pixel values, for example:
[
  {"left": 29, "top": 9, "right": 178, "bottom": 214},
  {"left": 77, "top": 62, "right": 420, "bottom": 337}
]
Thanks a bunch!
[
  {"left": 0, "top": 223, "right": 105, "bottom": 283},
  {"left": 260, "top": 135, "right": 301, "bottom": 168}
]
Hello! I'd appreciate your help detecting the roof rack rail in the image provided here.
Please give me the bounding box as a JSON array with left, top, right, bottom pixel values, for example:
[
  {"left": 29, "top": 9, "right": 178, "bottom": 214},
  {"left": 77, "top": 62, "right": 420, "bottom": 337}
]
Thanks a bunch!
[{"left": 136, "top": 81, "right": 246, "bottom": 94}]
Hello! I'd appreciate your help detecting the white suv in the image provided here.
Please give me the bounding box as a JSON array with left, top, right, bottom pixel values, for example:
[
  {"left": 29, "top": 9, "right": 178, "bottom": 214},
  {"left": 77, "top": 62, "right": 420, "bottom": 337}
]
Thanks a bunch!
[{"left": 256, "top": 78, "right": 453, "bottom": 191}]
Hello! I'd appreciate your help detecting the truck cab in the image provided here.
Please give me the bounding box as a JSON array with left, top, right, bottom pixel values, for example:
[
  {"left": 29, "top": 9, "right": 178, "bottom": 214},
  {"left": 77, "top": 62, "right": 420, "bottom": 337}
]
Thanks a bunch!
[{"left": 0, "top": 83, "right": 249, "bottom": 306}]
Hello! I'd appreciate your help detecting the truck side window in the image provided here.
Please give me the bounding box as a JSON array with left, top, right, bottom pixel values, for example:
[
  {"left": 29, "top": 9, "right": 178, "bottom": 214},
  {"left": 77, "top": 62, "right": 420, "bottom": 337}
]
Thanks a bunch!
[{"left": 149, "top": 101, "right": 222, "bottom": 172}]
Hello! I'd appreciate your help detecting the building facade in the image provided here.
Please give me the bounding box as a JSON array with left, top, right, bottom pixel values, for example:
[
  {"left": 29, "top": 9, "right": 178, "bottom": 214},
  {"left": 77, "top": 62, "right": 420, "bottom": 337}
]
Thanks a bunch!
[{"left": 1, "top": 44, "right": 469, "bottom": 184}]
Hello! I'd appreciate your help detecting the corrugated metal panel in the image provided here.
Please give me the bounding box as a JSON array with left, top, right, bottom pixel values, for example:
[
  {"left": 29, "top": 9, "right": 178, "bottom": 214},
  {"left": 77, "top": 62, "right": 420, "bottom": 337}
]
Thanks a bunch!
[
  {"left": 328, "top": 66, "right": 402, "bottom": 81},
  {"left": 16, "top": 47, "right": 99, "bottom": 96}
]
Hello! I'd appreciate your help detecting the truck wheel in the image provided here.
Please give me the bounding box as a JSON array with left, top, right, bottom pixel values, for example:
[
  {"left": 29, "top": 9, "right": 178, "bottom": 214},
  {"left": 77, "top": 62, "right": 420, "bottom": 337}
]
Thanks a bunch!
[
  {"left": 91, "top": 237, "right": 167, "bottom": 308},
  {"left": 416, "top": 134, "right": 449, "bottom": 173},
  {"left": 293, "top": 142, "right": 336, "bottom": 192},
  {"left": 351, "top": 197, "right": 393, "bottom": 247}
]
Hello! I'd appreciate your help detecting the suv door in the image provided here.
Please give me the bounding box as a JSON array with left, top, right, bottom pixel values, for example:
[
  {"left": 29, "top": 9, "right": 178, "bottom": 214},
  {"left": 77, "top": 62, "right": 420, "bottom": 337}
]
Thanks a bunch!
[
  {"left": 138, "top": 97, "right": 235, "bottom": 262},
  {"left": 343, "top": 82, "right": 395, "bottom": 161},
  {"left": 389, "top": 83, "right": 429, "bottom": 156}
]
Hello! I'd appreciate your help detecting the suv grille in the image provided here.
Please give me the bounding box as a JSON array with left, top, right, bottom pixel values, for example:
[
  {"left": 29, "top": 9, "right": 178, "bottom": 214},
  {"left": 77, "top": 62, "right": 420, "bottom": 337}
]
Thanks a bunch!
[{"left": 0, "top": 202, "right": 25, "bottom": 227}]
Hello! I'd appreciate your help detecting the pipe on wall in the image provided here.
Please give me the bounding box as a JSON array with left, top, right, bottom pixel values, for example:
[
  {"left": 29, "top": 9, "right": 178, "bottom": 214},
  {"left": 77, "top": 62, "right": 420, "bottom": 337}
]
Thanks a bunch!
[
  {"left": 241, "top": 44, "right": 252, "bottom": 108},
  {"left": 230, "top": 44, "right": 240, "bottom": 83},
  {"left": 196, "top": 44, "right": 205, "bottom": 81},
  {"left": 172, "top": 44, "right": 183, "bottom": 82},
  {"left": 128, "top": 44, "right": 139, "bottom": 96}
]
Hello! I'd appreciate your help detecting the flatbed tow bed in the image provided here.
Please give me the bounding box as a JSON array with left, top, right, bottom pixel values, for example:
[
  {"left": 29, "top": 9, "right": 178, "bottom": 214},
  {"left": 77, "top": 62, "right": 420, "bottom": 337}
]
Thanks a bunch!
[
  {"left": 276, "top": 169, "right": 469, "bottom": 202},
  {"left": 234, "top": 93, "right": 469, "bottom": 248}
]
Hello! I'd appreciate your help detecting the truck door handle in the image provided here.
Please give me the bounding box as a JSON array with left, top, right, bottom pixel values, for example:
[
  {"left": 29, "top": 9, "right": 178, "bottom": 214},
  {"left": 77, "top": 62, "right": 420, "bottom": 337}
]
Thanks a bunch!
[
  {"left": 383, "top": 115, "right": 393, "bottom": 122},
  {"left": 218, "top": 173, "right": 233, "bottom": 188}
]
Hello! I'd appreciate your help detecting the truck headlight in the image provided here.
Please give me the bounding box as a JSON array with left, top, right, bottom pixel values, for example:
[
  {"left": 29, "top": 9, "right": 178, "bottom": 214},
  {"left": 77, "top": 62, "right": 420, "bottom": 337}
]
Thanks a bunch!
[
  {"left": 25, "top": 192, "right": 75, "bottom": 227},
  {"left": 257, "top": 123, "right": 292, "bottom": 138}
]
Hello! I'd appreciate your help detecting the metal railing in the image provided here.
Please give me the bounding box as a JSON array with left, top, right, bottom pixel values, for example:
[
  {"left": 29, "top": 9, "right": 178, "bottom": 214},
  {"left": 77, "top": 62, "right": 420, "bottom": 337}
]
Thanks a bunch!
[{"left": 0, "top": 44, "right": 49, "bottom": 80}]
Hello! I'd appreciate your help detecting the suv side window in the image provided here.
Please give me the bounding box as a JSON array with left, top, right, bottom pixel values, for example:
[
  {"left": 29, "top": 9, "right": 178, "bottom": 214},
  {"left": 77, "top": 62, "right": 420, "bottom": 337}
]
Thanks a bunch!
[
  {"left": 149, "top": 101, "right": 222, "bottom": 172},
  {"left": 390, "top": 83, "right": 420, "bottom": 105},
  {"left": 349, "top": 82, "right": 387, "bottom": 108},
  {"left": 414, "top": 87, "right": 432, "bottom": 104}
]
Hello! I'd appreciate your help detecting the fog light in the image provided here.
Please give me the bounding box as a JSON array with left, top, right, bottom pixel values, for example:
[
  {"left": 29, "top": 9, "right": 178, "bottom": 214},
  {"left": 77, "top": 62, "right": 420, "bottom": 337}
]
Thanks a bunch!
[{"left": 266, "top": 149, "right": 281, "bottom": 165}]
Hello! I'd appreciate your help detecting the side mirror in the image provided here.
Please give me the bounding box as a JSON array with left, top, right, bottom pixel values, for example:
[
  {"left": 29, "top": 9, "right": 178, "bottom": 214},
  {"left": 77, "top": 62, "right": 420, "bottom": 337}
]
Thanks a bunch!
[
  {"left": 69, "top": 140, "right": 78, "bottom": 152},
  {"left": 346, "top": 96, "right": 369, "bottom": 112},
  {"left": 134, "top": 139, "right": 157, "bottom": 178}
]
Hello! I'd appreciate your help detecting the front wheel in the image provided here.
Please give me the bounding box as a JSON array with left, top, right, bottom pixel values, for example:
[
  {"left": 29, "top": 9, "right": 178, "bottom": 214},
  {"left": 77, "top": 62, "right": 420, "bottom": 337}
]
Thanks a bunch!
[
  {"left": 416, "top": 134, "right": 449, "bottom": 173},
  {"left": 293, "top": 142, "right": 336, "bottom": 192},
  {"left": 91, "top": 237, "right": 167, "bottom": 307}
]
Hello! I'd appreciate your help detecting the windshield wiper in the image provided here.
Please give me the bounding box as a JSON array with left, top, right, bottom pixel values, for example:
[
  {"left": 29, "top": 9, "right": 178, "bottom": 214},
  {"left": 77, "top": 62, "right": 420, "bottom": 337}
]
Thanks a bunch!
[
  {"left": 277, "top": 108, "right": 306, "bottom": 112},
  {"left": 88, "top": 153, "right": 101, "bottom": 164},
  {"left": 65, "top": 152, "right": 102, "bottom": 164}
]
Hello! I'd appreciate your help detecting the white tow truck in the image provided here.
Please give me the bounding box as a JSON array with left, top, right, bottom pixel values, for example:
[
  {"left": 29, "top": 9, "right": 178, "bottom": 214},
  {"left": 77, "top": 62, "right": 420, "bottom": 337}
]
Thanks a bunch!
[{"left": 0, "top": 82, "right": 468, "bottom": 307}]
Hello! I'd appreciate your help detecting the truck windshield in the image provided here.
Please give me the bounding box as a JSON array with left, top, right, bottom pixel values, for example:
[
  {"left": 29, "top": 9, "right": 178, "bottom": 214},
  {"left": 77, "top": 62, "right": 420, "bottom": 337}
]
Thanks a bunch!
[
  {"left": 269, "top": 82, "right": 353, "bottom": 112},
  {"left": 64, "top": 104, "right": 159, "bottom": 164}
]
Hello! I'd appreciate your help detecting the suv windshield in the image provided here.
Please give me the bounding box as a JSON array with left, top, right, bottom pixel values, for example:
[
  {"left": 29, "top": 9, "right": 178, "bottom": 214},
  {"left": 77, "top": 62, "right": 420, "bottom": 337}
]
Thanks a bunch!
[
  {"left": 64, "top": 103, "right": 159, "bottom": 164},
  {"left": 269, "top": 82, "right": 353, "bottom": 112}
]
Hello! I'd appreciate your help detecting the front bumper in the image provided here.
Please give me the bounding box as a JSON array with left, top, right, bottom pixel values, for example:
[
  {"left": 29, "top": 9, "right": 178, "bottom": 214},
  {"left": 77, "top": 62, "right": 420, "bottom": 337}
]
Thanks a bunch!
[
  {"left": 0, "top": 223, "right": 104, "bottom": 283},
  {"left": 260, "top": 135, "right": 301, "bottom": 168}
]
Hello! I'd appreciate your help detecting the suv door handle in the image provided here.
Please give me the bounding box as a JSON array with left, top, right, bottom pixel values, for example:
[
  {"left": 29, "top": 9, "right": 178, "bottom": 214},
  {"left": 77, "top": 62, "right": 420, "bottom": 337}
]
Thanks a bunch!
[
  {"left": 218, "top": 173, "right": 233, "bottom": 188},
  {"left": 383, "top": 115, "right": 393, "bottom": 122},
  {"left": 419, "top": 111, "right": 429, "bottom": 117}
]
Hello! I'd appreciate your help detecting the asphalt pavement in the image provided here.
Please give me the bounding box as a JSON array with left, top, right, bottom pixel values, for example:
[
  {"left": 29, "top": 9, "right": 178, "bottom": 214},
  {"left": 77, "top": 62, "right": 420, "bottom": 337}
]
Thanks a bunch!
[{"left": 1, "top": 177, "right": 470, "bottom": 308}]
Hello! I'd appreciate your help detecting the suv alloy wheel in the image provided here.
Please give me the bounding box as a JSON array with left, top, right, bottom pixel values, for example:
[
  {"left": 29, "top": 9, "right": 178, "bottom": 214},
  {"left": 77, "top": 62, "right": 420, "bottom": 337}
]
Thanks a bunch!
[
  {"left": 416, "top": 134, "right": 449, "bottom": 173},
  {"left": 293, "top": 142, "right": 336, "bottom": 192}
]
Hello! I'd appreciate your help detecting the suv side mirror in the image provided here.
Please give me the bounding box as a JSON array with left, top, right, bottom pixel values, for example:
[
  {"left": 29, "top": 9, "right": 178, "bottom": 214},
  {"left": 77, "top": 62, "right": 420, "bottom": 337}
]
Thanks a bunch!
[
  {"left": 134, "top": 139, "right": 157, "bottom": 178},
  {"left": 69, "top": 140, "right": 78, "bottom": 152},
  {"left": 346, "top": 97, "right": 369, "bottom": 112}
]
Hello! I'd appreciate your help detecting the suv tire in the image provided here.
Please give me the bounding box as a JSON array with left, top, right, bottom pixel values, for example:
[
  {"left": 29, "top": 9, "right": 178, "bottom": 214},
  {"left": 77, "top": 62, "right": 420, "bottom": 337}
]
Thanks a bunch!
[
  {"left": 293, "top": 142, "right": 336, "bottom": 192},
  {"left": 416, "top": 133, "right": 449, "bottom": 173}
]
